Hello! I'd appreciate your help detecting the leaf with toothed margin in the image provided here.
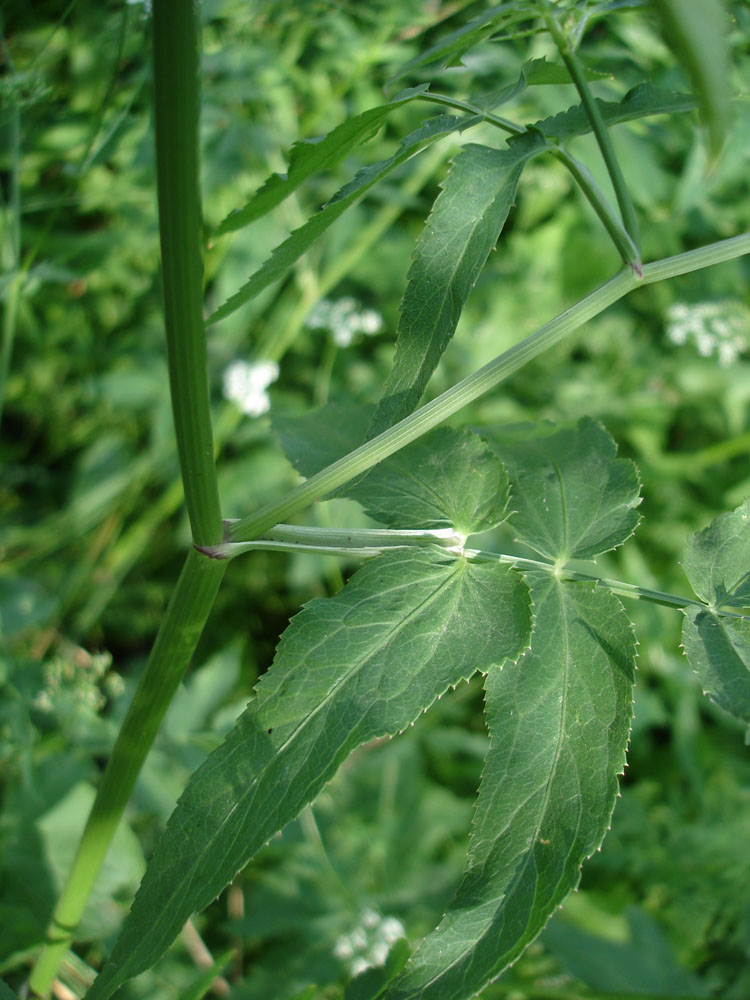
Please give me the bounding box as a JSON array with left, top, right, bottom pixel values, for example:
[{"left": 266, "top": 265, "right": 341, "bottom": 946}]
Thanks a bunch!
[
  {"left": 85, "top": 548, "right": 531, "bottom": 1000},
  {"left": 483, "top": 418, "right": 641, "bottom": 563},
  {"left": 381, "top": 573, "right": 636, "bottom": 1000},
  {"left": 681, "top": 500, "right": 750, "bottom": 722},
  {"left": 347, "top": 428, "right": 510, "bottom": 536},
  {"left": 213, "top": 86, "right": 430, "bottom": 237},
  {"left": 388, "top": 3, "right": 533, "bottom": 83},
  {"left": 206, "top": 114, "right": 479, "bottom": 327},
  {"left": 367, "top": 135, "right": 545, "bottom": 438}
]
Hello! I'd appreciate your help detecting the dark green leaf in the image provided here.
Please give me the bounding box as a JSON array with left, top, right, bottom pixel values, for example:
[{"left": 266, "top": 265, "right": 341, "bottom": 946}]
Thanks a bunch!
[
  {"left": 383, "top": 574, "right": 636, "bottom": 1000},
  {"left": 206, "top": 115, "right": 478, "bottom": 327},
  {"left": 348, "top": 428, "right": 509, "bottom": 536},
  {"left": 652, "top": 0, "right": 731, "bottom": 159},
  {"left": 272, "top": 402, "right": 374, "bottom": 480},
  {"left": 484, "top": 419, "right": 641, "bottom": 562},
  {"left": 213, "top": 86, "right": 429, "bottom": 237},
  {"left": 389, "top": 3, "right": 534, "bottom": 84},
  {"left": 681, "top": 502, "right": 750, "bottom": 722},
  {"left": 530, "top": 82, "right": 695, "bottom": 143},
  {"left": 368, "top": 135, "right": 545, "bottom": 437},
  {"left": 682, "top": 611, "right": 750, "bottom": 724},
  {"left": 682, "top": 500, "right": 750, "bottom": 611},
  {"left": 86, "top": 550, "right": 531, "bottom": 1000},
  {"left": 470, "top": 56, "right": 609, "bottom": 114}
]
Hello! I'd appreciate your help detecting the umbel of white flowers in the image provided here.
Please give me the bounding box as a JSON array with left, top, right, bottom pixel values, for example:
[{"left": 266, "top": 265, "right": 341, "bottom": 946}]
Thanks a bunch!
[
  {"left": 306, "top": 296, "right": 383, "bottom": 347},
  {"left": 666, "top": 300, "right": 748, "bottom": 367},
  {"left": 333, "top": 908, "right": 405, "bottom": 977},
  {"left": 222, "top": 359, "right": 280, "bottom": 417}
]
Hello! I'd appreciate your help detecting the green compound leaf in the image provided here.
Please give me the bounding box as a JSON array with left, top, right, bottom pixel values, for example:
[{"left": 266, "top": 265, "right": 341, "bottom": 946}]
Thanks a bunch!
[
  {"left": 383, "top": 574, "right": 636, "bottom": 1000},
  {"left": 652, "top": 0, "right": 731, "bottom": 160},
  {"left": 682, "top": 499, "right": 750, "bottom": 611},
  {"left": 682, "top": 612, "right": 750, "bottom": 723},
  {"left": 347, "top": 428, "right": 509, "bottom": 536},
  {"left": 206, "top": 114, "right": 478, "bottom": 327},
  {"left": 681, "top": 500, "right": 750, "bottom": 722},
  {"left": 484, "top": 418, "right": 641, "bottom": 562},
  {"left": 368, "top": 135, "right": 545, "bottom": 437},
  {"left": 531, "top": 82, "right": 695, "bottom": 144},
  {"left": 86, "top": 549, "right": 531, "bottom": 1000},
  {"left": 213, "top": 86, "right": 429, "bottom": 237}
]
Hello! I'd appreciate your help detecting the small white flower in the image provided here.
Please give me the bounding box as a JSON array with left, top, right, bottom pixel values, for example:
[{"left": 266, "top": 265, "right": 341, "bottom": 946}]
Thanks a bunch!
[
  {"left": 380, "top": 916, "right": 406, "bottom": 943},
  {"left": 333, "top": 937, "right": 355, "bottom": 960},
  {"left": 222, "top": 359, "right": 279, "bottom": 417},
  {"left": 305, "top": 297, "right": 383, "bottom": 348},
  {"left": 333, "top": 910, "right": 406, "bottom": 977},
  {"left": 361, "top": 907, "right": 380, "bottom": 929}
]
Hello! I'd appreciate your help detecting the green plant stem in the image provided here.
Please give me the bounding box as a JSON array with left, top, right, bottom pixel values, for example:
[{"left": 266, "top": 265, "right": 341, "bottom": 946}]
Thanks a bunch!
[
  {"left": 541, "top": 3, "right": 641, "bottom": 254},
  {"left": 551, "top": 146, "right": 641, "bottom": 273},
  {"left": 417, "top": 91, "right": 525, "bottom": 136},
  {"left": 29, "top": 549, "right": 227, "bottom": 998},
  {"left": 153, "top": 0, "right": 222, "bottom": 547},
  {"left": 228, "top": 233, "right": 750, "bottom": 545}
]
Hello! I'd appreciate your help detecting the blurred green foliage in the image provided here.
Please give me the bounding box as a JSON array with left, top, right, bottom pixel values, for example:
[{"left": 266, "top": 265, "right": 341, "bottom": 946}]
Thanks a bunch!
[{"left": 1, "top": 1, "right": 749, "bottom": 997}]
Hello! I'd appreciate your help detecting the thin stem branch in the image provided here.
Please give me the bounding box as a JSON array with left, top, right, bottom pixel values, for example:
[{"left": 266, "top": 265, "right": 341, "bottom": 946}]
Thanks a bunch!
[
  {"left": 203, "top": 529, "right": 748, "bottom": 620},
  {"left": 540, "top": 3, "right": 641, "bottom": 254},
  {"left": 228, "top": 232, "right": 750, "bottom": 545}
]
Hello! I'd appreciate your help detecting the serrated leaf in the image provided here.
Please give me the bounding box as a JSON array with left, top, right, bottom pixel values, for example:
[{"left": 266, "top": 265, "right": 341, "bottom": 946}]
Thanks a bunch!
[
  {"left": 530, "top": 82, "right": 695, "bottom": 143},
  {"left": 389, "top": 3, "right": 533, "bottom": 84},
  {"left": 680, "top": 500, "right": 750, "bottom": 723},
  {"left": 273, "top": 402, "right": 374, "bottom": 480},
  {"left": 682, "top": 611, "right": 750, "bottom": 723},
  {"left": 472, "top": 56, "right": 609, "bottom": 114},
  {"left": 368, "top": 136, "right": 545, "bottom": 437},
  {"left": 206, "top": 114, "right": 478, "bottom": 327},
  {"left": 652, "top": 0, "right": 731, "bottom": 159},
  {"left": 213, "top": 86, "right": 429, "bottom": 237},
  {"left": 383, "top": 574, "right": 636, "bottom": 1000},
  {"left": 484, "top": 418, "right": 641, "bottom": 562},
  {"left": 86, "top": 549, "right": 531, "bottom": 1000},
  {"left": 347, "top": 428, "right": 509, "bottom": 536},
  {"left": 682, "top": 500, "right": 750, "bottom": 611}
]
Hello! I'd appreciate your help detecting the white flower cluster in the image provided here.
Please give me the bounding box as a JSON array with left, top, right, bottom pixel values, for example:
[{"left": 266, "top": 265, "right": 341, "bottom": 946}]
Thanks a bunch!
[
  {"left": 222, "top": 359, "right": 279, "bottom": 417},
  {"left": 666, "top": 301, "right": 748, "bottom": 368},
  {"left": 306, "top": 296, "right": 383, "bottom": 348},
  {"left": 333, "top": 907, "right": 405, "bottom": 977}
]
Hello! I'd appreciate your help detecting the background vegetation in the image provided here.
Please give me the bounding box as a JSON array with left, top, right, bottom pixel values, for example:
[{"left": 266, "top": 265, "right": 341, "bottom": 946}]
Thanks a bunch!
[{"left": 1, "top": 1, "right": 749, "bottom": 997}]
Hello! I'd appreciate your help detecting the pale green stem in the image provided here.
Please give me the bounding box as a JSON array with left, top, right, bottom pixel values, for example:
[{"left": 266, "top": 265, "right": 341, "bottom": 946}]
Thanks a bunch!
[
  {"left": 202, "top": 529, "right": 746, "bottom": 620},
  {"left": 200, "top": 524, "right": 464, "bottom": 559},
  {"left": 228, "top": 233, "right": 750, "bottom": 545}
]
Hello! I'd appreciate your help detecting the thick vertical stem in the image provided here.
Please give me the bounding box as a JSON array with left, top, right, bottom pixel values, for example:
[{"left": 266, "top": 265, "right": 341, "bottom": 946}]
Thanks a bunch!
[
  {"left": 153, "top": 0, "right": 222, "bottom": 547},
  {"left": 29, "top": 550, "right": 226, "bottom": 997},
  {"left": 29, "top": 1, "right": 226, "bottom": 992}
]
